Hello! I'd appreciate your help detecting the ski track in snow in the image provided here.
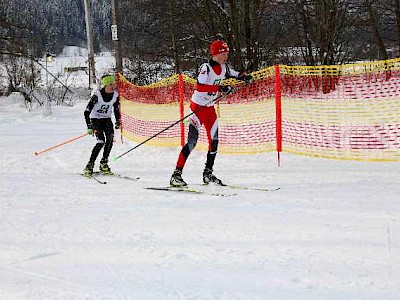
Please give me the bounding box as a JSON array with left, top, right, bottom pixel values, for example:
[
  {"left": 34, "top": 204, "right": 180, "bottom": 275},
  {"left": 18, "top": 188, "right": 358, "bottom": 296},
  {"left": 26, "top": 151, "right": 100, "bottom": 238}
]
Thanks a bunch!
[{"left": 0, "top": 99, "right": 400, "bottom": 299}]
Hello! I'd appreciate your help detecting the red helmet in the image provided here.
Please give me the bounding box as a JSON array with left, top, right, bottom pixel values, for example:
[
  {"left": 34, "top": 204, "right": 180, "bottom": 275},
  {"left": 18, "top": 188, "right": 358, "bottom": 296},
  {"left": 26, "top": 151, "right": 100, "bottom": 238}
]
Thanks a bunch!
[{"left": 209, "top": 40, "right": 229, "bottom": 56}]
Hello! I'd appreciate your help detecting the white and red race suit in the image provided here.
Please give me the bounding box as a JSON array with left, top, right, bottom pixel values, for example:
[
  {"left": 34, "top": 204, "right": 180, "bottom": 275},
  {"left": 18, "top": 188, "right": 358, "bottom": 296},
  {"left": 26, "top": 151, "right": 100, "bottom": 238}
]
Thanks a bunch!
[{"left": 176, "top": 59, "right": 240, "bottom": 170}]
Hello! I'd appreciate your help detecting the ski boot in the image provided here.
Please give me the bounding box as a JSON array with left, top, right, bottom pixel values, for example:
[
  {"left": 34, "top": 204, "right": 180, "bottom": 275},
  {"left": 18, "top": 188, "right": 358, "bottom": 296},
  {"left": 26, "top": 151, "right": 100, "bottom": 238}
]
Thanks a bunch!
[
  {"left": 83, "top": 161, "right": 94, "bottom": 177},
  {"left": 203, "top": 167, "right": 224, "bottom": 185},
  {"left": 170, "top": 168, "right": 187, "bottom": 186},
  {"left": 99, "top": 159, "right": 113, "bottom": 175}
]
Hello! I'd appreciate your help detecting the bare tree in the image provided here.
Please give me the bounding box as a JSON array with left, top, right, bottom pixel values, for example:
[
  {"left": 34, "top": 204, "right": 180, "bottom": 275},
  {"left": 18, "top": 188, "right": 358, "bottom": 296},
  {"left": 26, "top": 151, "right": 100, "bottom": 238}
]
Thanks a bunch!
[
  {"left": 289, "top": 0, "right": 359, "bottom": 66},
  {"left": 364, "top": 0, "right": 389, "bottom": 60},
  {"left": 1, "top": 55, "right": 40, "bottom": 106},
  {"left": 5, "top": 0, "right": 400, "bottom": 85},
  {"left": 368, "top": 0, "right": 400, "bottom": 57}
]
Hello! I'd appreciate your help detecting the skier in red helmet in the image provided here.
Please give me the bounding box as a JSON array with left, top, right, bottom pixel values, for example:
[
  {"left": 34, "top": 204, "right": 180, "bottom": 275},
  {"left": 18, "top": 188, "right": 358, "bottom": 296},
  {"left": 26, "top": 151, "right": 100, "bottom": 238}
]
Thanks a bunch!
[{"left": 170, "top": 39, "right": 253, "bottom": 187}]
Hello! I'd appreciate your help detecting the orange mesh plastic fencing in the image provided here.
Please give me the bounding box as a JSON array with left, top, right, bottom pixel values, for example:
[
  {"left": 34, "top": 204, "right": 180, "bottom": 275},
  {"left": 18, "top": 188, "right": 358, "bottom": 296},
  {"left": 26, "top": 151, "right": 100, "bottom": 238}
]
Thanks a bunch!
[
  {"left": 280, "top": 59, "right": 400, "bottom": 161},
  {"left": 119, "top": 74, "right": 183, "bottom": 147},
  {"left": 119, "top": 58, "right": 400, "bottom": 161},
  {"left": 118, "top": 68, "right": 277, "bottom": 154}
]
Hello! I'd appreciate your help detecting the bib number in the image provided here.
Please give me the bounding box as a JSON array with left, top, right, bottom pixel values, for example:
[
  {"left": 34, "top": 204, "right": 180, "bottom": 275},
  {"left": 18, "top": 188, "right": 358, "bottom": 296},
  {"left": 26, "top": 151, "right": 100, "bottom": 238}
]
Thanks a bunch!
[
  {"left": 97, "top": 104, "right": 110, "bottom": 114},
  {"left": 207, "top": 79, "right": 222, "bottom": 96}
]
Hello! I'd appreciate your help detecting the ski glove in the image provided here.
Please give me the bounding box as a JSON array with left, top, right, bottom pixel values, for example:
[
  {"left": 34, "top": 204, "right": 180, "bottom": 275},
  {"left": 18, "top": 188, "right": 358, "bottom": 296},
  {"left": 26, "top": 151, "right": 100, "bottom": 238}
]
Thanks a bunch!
[
  {"left": 219, "top": 85, "right": 235, "bottom": 95},
  {"left": 87, "top": 124, "right": 94, "bottom": 136},
  {"left": 115, "top": 121, "right": 121, "bottom": 129},
  {"left": 238, "top": 73, "right": 253, "bottom": 84}
]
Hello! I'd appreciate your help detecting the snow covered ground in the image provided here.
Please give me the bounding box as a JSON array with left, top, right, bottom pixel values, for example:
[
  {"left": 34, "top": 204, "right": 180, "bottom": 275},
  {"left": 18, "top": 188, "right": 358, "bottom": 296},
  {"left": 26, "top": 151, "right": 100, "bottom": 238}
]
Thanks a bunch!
[
  {"left": 1, "top": 49, "right": 400, "bottom": 299},
  {"left": 1, "top": 95, "right": 399, "bottom": 300}
]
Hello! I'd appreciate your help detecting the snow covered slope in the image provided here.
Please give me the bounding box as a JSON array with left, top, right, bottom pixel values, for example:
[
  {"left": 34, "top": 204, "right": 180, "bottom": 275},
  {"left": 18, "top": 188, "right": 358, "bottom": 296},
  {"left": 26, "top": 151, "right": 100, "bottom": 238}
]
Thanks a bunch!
[
  {"left": 0, "top": 97, "right": 399, "bottom": 299},
  {"left": 0, "top": 49, "right": 399, "bottom": 298}
]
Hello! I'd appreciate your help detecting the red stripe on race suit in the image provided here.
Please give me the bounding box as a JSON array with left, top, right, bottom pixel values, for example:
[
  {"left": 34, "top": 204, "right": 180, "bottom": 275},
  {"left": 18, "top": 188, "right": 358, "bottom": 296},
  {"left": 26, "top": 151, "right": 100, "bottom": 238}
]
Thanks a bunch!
[{"left": 196, "top": 83, "right": 219, "bottom": 93}]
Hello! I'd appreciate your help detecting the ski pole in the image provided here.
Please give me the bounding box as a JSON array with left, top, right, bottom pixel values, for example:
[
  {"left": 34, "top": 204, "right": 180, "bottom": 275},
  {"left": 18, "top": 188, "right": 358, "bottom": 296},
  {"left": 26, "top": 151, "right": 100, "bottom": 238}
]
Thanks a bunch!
[
  {"left": 34, "top": 132, "right": 89, "bottom": 156},
  {"left": 113, "top": 91, "right": 235, "bottom": 161}
]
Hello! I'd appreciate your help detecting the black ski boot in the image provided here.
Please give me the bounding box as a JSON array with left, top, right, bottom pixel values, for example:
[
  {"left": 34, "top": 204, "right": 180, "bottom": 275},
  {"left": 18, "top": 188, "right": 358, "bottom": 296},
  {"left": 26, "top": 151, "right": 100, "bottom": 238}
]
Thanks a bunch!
[
  {"left": 170, "top": 168, "right": 187, "bottom": 186},
  {"left": 203, "top": 167, "right": 224, "bottom": 185}
]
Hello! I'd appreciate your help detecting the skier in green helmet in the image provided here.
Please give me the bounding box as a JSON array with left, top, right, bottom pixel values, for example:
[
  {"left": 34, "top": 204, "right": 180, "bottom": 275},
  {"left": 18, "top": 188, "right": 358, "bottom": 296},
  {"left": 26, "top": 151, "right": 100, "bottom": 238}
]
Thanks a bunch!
[{"left": 83, "top": 74, "right": 121, "bottom": 176}]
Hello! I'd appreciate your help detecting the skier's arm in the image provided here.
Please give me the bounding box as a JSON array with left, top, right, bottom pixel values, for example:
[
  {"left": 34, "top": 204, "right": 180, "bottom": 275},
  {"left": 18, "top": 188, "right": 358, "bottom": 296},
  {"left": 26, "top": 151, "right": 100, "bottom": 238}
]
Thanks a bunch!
[
  {"left": 84, "top": 95, "right": 98, "bottom": 128},
  {"left": 113, "top": 96, "right": 121, "bottom": 127},
  {"left": 225, "top": 64, "right": 240, "bottom": 79},
  {"left": 226, "top": 65, "right": 253, "bottom": 83},
  {"left": 196, "top": 64, "right": 219, "bottom": 93}
]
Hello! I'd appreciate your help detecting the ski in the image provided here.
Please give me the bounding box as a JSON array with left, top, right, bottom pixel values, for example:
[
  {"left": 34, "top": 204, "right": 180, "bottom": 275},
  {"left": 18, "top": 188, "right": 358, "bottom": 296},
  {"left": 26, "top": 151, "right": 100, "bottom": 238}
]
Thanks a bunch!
[
  {"left": 197, "top": 183, "right": 280, "bottom": 192},
  {"left": 92, "top": 171, "right": 140, "bottom": 181},
  {"left": 222, "top": 184, "right": 280, "bottom": 192},
  {"left": 79, "top": 173, "right": 107, "bottom": 184},
  {"left": 145, "top": 186, "right": 203, "bottom": 194},
  {"left": 145, "top": 186, "right": 236, "bottom": 197}
]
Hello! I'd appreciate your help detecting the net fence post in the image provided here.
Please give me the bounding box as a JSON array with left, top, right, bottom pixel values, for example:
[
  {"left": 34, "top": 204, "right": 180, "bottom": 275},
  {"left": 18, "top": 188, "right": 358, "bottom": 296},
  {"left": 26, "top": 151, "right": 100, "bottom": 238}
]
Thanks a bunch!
[{"left": 274, "top": 64, "right": 282, "bottom": 167}]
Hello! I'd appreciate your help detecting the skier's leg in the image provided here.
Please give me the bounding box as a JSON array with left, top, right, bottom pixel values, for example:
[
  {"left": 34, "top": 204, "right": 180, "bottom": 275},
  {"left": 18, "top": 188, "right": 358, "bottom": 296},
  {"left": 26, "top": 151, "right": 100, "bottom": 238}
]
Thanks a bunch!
[
  {"left": 171, "top": 116, "right": 200, "bottom": 186},
  {"left": 100, "top": 119, "right": 114, "bottom": 174},
  {"left": 101, "top": 119, "right": 115, "bottom": 162},
  {"left": 84, "top": 127, "right": 105, "bottom": 175},
  {"left": 176, "top": 123, "right": 199, "bottom": 170},
  {"left": 202, "top": 109, "right": 222, "bottom": 184},
  {"left": 89, "top": 119, "right": 105, "bottom": 161}
]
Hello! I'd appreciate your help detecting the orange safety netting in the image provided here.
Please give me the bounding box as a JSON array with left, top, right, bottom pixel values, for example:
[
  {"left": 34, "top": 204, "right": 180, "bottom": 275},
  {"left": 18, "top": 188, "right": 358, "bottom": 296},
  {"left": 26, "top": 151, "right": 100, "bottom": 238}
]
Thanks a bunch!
[
  {"left": 118, "top": 69, "right": 276, "bottom": 155},
  {"left": 280, "top": 60, "right": 400, "bottom": 161},
  {"left": 118, "top": 58, "right": 400, "bottom": 161}
]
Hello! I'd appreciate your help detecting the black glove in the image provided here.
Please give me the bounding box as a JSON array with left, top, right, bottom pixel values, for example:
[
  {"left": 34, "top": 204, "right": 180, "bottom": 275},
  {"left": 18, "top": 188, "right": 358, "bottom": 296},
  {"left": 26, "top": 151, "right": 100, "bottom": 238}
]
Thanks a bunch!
[
  {"left": 238, "top": 73, "right": 253, "bottom": 84},
  {"left": 219, "top": 85, "right": 235, "bottom": 95},
  {"left": 115, "top": 121, "right": 121, "bottom": 129}
]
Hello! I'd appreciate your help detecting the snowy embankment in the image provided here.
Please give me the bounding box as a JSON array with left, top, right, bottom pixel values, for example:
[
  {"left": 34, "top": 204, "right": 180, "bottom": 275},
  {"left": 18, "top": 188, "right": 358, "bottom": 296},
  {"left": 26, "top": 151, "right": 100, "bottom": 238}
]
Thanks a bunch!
[{"left": 0, "top": 98, "right": 399, "bottom": 299}]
